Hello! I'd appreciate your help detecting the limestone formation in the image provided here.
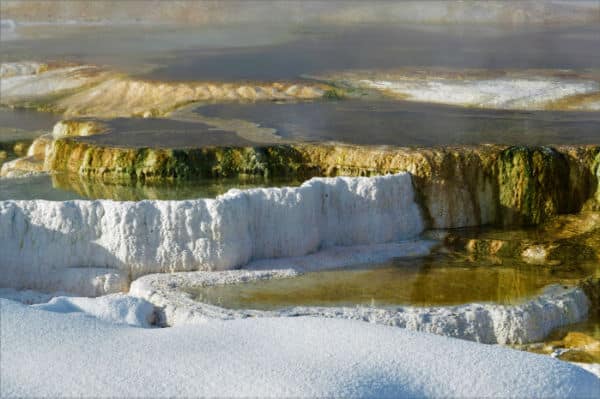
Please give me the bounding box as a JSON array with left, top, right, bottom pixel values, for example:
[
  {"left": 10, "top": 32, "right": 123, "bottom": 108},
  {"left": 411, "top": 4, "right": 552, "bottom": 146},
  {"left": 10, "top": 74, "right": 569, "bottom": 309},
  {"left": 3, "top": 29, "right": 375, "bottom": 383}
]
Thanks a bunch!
[
  {"left": 0, "top": 173, "right": 424, "bottom": 294},
  {"left": 51, "top": 119, "right": 108, "bottom": 138},
  {"left": 7, "top": 122, "right": 599, "bottom": 228}
]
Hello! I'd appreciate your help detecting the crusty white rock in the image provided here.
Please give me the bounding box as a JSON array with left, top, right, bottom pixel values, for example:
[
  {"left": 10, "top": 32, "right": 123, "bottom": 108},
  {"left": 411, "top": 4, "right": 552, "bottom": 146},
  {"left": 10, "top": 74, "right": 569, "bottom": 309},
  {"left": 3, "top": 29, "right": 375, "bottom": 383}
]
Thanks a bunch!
[{"left": 0, "top": 173, "right": 424, "bottom": 295}]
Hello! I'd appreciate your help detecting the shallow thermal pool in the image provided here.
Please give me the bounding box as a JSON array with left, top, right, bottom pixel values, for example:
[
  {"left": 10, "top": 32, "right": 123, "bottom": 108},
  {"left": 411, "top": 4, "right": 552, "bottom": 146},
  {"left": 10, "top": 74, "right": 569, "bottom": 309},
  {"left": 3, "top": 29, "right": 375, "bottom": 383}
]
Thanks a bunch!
[
  {"left": 195, "top": 100, "right": 600, "bottom": 146},
  {"left": 0, "top": 173, "right": 304, "bottom": 201},
  {"left": 188, "top": 253, "right": 600, "bottom": 310}
]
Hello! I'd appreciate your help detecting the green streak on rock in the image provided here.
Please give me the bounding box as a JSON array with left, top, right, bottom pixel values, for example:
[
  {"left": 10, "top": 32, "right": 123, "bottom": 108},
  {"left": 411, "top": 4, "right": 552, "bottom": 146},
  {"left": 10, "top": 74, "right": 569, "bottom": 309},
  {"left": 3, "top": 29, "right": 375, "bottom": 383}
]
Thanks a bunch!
[{"left": 497, "top": 146, "right": 569, "bottom": 225}]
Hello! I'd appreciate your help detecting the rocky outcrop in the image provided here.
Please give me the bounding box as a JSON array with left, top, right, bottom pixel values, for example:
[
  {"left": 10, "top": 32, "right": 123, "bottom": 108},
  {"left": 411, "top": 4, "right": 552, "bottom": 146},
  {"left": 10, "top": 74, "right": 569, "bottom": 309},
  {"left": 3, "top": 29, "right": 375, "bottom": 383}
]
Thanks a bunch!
[
  {"left": 298, "top": 144, "right": 600, "bottom": 227},
  {"left": 43, "top": 140, "right": 314, "bottom": 181},
  {"left": 0, "top": 64, "right": 108, "bottom": 111},
  {"left": 580, "top": 278, "right": 600, "bottom": 317},
  {"left": 22, "top": 137, "right": 597, "bottom": 227},
  {"left": 0, "top": 136, "right": 47, "bottom": 178},
  {"left": 497, "top": 147, "right": 570, "bottom": 225},
  {"left": 5, "top": 118, "right": 599, "bottom": 227},
  {"left": 516, "top": 279, "right": 600, "bottom": 363},
  {"left": 0, "top": 62, "right": 47, "bottom": 78},
  {"left": 51, "top": 119, "right": 108, "bottom": 138},
  {"left": 0, "top": 156, "right": 44, "bottom": 178},
  {"left": 585, "top": 151, "right": 600, "bottom": 210}
]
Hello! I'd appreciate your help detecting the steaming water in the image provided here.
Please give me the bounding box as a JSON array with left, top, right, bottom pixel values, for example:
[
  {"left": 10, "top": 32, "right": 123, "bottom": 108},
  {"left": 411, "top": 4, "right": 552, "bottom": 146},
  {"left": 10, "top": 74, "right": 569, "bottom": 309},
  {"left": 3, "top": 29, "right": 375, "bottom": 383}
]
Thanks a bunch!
[
  {"left": 3, "top": 24, "right": 600, "bottom": 81},
  {"left": 139, "top": 24, "right": 600, "bottom": 81}
]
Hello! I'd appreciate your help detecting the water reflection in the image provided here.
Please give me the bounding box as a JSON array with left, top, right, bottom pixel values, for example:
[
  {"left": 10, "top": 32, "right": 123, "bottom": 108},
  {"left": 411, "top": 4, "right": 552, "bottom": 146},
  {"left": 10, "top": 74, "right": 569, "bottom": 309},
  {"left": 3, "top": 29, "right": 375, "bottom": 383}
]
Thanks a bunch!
[
  {"left": 0, "top": 173, "right": 303, "bottom": 201},
  {"left": 188, "top": 254, "right": 599, "bottom": 310}
]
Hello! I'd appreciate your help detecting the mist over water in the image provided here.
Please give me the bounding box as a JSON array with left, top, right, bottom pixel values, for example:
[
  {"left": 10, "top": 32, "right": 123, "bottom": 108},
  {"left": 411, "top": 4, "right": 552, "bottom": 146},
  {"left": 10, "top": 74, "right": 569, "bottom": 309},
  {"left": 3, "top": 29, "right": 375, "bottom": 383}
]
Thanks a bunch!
[
  {"left": 146, "top": 24, "right": 600, "bottom": 81},
  {"left": 3, "top": 17, "right": 600, "bottom": 81}
]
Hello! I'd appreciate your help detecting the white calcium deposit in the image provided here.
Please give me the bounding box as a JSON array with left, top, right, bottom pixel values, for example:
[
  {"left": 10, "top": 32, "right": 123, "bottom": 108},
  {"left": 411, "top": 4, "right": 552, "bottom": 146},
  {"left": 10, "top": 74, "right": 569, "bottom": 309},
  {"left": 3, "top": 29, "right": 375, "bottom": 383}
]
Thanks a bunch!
[
  {"left": 0, "top": 287, "right": 56, "bottom": 304},
  {"left": 316, "top": 68, "right": 600, "bottom": 110},
  {"left": 0, "top": 64, "right": 104, "bottom": 103},
  {"left": 246, "top": 240, "right": 438, "bottom": 272},
  {"left": 0, "top": 173, "right": 425, "bottom": 295},
  {"left": 0, "top": 61, "right": 45, "bottom": 78},
  {"left": 358, "top": 77, "right": 599, "bottom": 110},
  {"left": 131, "top": 270, "right": 589, "bottom": 345}
]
